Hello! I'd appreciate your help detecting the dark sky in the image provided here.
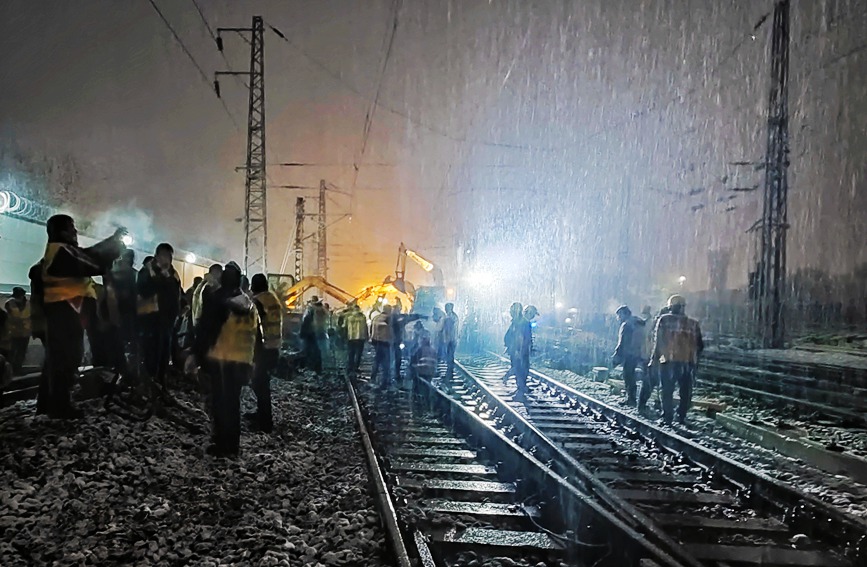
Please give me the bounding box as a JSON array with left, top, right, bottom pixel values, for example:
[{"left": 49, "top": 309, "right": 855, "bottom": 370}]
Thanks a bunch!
[{"left": 1, "top": 0, "right": 865, "bottom": 299}]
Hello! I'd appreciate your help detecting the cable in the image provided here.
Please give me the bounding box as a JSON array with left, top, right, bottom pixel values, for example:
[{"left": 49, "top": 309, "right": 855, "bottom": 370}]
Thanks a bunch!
[
  {"left": 265, "top": 20, "right": 536, "bottom": 152},
  {"left": 189, "top": 0, "right": 248, "bottom": 91},
  {"left": 146, "top": 0, "right": 241, "bottom": 131}
]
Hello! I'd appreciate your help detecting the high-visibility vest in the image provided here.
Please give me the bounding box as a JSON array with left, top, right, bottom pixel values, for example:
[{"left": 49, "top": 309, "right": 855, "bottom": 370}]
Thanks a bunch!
[
  {"left": 254, "top": 291, "right": 283, "bottom": 350},
  {"left": 5, "top": 299, "right": 32, "bottom": 339},
  {"left": 41, "top": 243, "right": 97, "bottom": 304},
  {"left": 208, "top": 298, "right": 260, "bottom": 365},
  {"left": 136, "top": 294, "right": 158, "bottom": 315},
  {"left": 370, "top": 313, "right": 392, "bottom": 342},
  {"left": 136, "top": 264, "right": 180, "bottom": 316}
]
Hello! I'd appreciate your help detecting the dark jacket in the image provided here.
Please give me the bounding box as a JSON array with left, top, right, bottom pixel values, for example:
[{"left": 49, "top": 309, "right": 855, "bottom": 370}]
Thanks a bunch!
[
  {"left": 504, "top": 316, "right": 532, "bottom": 359},
  {"left": 137, "top": 263, "right": 182, "bottom": 323},
  {"left": 613, "top": 315, "right": 646, "bottom": 363},
  {"left": 390, "top": 312, "right": 424, "bottom": 345}
]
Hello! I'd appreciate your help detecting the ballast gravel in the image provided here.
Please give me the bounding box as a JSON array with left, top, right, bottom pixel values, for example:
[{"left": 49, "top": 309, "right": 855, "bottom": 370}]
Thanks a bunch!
[
  {"left": 539, "top": 365, "right": 867, "bottom": 520},
  {"left": 0, "top": 370, "right": 392, "bottom": 567}
]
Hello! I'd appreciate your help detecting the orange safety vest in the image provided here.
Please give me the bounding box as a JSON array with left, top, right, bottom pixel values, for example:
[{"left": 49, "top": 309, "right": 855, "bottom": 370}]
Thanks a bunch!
[
  {"left": 254, "top": 291, "right": 283, "bottom": 350},
  {"left": 41, "top": 243, "right": 97, "bottom": 305}
]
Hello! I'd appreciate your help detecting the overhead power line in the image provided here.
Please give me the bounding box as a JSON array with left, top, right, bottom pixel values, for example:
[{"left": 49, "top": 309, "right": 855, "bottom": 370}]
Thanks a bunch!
[
  {"left": 264, "top": 19, "right": 535, "bottom": 151},
  {"left": 146, "top": 0, "right": 241, "bottom": 130}
]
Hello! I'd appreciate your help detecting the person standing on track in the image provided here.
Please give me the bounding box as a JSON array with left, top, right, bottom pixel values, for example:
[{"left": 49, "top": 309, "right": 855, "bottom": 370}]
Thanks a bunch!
[
  {"left": 39, "top": 214, "right": 126, "bottom": 418},
  {"left": 369, "top": 305, "right": 393, "bottom": 385},
  {"left": 300, "top": 296, "right": 327, "bottom": 373},
  {"left": 4, "top": 287, "right": 32, "bottom": 374},
  {"left": 137, "top": 243, "right": 182, "bottom": 396},
  {"left": 343, "top": 301, "right": 368, "bottom": 375},
  {"left": 194, "top": 261, "right": 261, "bottom": 457},
  {"left": 649, "top": 294, "right": 704, "bottom": 425},
  {"left": 439, "top": 303, "right": 459, "bottom": 379},
  {"left": 611, "top": 305, "right": 646, "bottom": 407},
  {"left": 248, "top": 273, "right": 282, "bottom": 433},
  {"left": 390, "top": 304, "right": 425, "bottom": 381},
  {"left": 504, "top": 302, "right": 532, "bottom": 400}
]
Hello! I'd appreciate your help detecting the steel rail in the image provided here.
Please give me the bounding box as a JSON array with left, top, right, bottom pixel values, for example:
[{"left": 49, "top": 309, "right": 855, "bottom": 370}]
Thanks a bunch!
[
  {"left": 345, "top": 374, "right": 414, "bottom": 567},
  {"left": 484, "top": 351, "right": 867, "bottom": 559}
]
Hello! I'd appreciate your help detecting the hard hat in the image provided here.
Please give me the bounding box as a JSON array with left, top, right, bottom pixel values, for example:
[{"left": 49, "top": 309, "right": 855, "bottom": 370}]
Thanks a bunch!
[
  {"left": 667, "top": 294, "right": 686, "bottom": 308},
  {"left": 615, "top": 305, "right": 631, "bottom": 316},
  {"left": 524, "top": 305, "right": 538, "bottom": 319}
]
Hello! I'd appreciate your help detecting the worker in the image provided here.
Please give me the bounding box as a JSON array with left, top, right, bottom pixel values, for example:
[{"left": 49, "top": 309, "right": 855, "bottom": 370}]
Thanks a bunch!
[
  {"left": 410, "top": 335, "right": 438, "bottom": 380},
  {"left": 640, "top": 305, "right": 669, "bottom": 413},
  {"left": 390, "top": 304, "right": 425, "bottom": 381},
  {"left": 344, "top": 301, "right": 368, "bottom": 375},
  {"left": 369, "top": 305, "right": 393, "bottom": 385},
  {"left": 111, "top": 250, "right": 138, "bottom": 368},
  {"left": 300, "top": 296, "right": 327, "bottom": 373},
  {"left": 431, "top": 307, "right": 445, "bottom": 360},
  {"left": 184, "top": 276, "right": 203, "bottom": 310},
  {"left": 649, "top": 295, "right": 704, "bottom": 425},
  {"left": 438, "top": 303, "right": 459, "bottom": 379},
  {"left": 405, "top": 319, "right": 428, "bottom": 362},
  {"left": 192, "top": 265, "right": 222, "bottom": 328},
  {"left": 137, "top": 242, "right": 182, "bottom": 394},
  {"left": 249, "top": 273, "right": 282, "bottom": 433},
  {"left": 504, "top": 302, "right": 532, "bottom": 400},
  {"left": 194, "top": 262, "right": 261, "bottom": 457},
  {"left": 4, "top": 287, "right": 32, "bottom": 374},
  {"left": 39, "top": 214, "right": 126, "bottom": 418},
  {"left": 611, "top": 305, "right": 646, "bottom": 407},
  {"left": 0, "top": 309, "right": 10, "bottom": 363},
  {"left": 28, "top": 262, "right": 48, "bottom": 412}
]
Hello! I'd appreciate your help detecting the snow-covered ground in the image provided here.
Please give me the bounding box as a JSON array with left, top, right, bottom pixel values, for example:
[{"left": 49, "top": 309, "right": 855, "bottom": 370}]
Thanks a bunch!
[{"left": 0, "top": 372, "right": 392, "bottom": 567}]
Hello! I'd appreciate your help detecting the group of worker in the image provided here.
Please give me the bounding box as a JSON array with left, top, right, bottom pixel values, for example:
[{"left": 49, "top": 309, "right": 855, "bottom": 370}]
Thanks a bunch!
[
  {"left": 0, "top": 287, "right": 35, "bottom": 391},
  {"left": 316, "top": 299, "right": 459, "bottom": 385},
  {"left": 23, "top": 214, "right": 284, "bottom": 458},
  {"left": 611, "top": 294, "right": 704, "bottom": 425}
]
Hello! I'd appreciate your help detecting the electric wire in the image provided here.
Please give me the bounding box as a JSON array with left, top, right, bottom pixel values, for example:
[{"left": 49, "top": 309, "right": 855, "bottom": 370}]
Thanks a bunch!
[{"left": 146, "top": 0, "right": 241, "bottom": 131}]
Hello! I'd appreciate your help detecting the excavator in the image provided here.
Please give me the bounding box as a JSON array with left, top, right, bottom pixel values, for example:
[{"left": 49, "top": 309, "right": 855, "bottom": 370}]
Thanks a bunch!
[{"left": 365, "top": 243, "right": 445, "bottom": 314}]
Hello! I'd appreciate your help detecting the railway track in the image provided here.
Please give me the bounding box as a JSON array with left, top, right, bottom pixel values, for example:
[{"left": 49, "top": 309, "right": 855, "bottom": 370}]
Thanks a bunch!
[
  {"left": 347, "top": 369, "right": 688, "bottom": 566},
  {"left": 698, "top": 353, "right": 867, "bottom": 428},
  {"left": 445, "top": 353, "right": 867, "bottom": 567}
]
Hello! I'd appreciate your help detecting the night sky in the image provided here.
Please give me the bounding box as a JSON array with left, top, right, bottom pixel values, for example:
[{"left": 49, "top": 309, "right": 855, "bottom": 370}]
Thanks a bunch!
[{"left": 1, "top": 0, "right": 865, "bottom": 301}]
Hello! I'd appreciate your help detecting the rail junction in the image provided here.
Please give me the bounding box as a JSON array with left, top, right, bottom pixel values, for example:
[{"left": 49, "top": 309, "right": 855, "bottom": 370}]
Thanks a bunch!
[{"left": 349, "top": 352, "right": 867, "bottom": 567}]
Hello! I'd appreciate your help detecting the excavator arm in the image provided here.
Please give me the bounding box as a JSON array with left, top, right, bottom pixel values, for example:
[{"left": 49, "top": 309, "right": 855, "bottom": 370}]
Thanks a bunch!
[{"left": 282, "top": 276, "right": 355, "bottom": 309}]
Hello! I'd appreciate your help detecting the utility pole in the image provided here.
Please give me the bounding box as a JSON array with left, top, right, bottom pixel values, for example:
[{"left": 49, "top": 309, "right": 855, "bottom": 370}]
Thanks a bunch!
[
  {"left": 294, "top": 197, "right": 305, "bottom": 282},
  {"left": 215, "top": 16, "right": 267, "bottom": 276},
  {"left": 317, "top": 179, "right": 327, "bottom": 280},
  {"left": 754, "top": 0, "right": 790, "bottom": 348}
]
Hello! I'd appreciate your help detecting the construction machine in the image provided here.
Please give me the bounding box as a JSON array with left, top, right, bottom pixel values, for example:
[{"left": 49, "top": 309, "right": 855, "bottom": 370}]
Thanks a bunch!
[{"left": 386, "top": 243, "right": 445, "bottom": 315}]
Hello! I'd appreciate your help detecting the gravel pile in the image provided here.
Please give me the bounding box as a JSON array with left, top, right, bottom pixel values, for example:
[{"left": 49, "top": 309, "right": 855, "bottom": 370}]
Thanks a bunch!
[
  {"left": 539, "top": 366, "right": 867, "bottom": 520},
  {"left": 0, "top": 371, "right": 392, "bottom": 567}
]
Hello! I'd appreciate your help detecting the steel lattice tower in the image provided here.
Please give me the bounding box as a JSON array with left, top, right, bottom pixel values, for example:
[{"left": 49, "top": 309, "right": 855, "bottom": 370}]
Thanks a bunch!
[
  {"left": 755, "top": 0, "right": 790, "bottom": 348},
  {"left": 242, "top": 16, "right": 267, "bottom": 276},
  {"left": 317, "top": 179, "right": 327, "bottom": 280},
  {"left": 294, "top": 197, "right": 305, "bottom": 282}
]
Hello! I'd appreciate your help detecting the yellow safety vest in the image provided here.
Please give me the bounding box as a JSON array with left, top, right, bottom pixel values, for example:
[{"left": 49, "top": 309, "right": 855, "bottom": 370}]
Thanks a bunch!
[
  {"left": 41, "top": 243, "right": 97, "bottom": 304},
  {"left": 5, "top": 300, "right": 32, "bottom": 339},
  {"left": 208, "top": 300, "right": 260, "bottom": 365},
  {"left": 254, "top": 291, "right": 283, "bottom": 350},
  {"left": 136, "top": 264, "right": 180, "bottom": 316}
]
